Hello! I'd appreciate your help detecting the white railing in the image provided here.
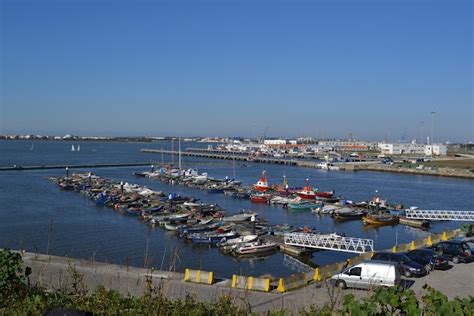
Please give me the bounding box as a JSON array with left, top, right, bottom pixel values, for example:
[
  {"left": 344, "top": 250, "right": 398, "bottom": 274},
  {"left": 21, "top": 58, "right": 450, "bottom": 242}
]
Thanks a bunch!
[
  {"left": 405, "top": 209, "right": 474, "bottom": 221},
  {"left": 284, "top": 233, "right": 374, "bottom": 253}
]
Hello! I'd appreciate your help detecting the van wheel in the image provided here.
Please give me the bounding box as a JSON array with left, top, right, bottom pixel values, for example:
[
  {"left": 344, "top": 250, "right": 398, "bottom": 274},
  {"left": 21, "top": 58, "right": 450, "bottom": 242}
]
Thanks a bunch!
[
  {"left": 404, "top": 270, "right": 412, "bottom": 278},
  {"left": 425, "top": 264, "right": 432, "bottom": 272},
  {"left": 453, "top": 257, "right": 460, "bottom": 264},
  {"left": 336, "top": 280, "right": 347, "bottom": 289}
]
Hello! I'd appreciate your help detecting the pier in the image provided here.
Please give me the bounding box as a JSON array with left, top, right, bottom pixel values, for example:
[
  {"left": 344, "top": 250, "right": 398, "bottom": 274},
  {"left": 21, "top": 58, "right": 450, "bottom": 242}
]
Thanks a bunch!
[{"left": 0, "top": 162, "right": 156, "bottom": 171}]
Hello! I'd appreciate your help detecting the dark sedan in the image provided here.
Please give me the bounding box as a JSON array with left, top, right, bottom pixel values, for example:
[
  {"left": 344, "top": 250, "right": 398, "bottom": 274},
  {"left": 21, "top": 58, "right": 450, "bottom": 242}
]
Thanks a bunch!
[
  {"left": 406, "top": 248, "right": 449, "bottom": 271},
  {"left": 371, "top": 252, "right": 427, "bottom": 277}
]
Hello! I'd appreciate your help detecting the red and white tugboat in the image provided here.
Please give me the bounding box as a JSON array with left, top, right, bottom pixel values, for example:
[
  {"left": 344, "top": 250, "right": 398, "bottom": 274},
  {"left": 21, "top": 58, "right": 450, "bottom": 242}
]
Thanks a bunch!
[
  {"left": 253, "top": 171, "right": 269, "bottom": 192},
  {"left": 297, "top": 178, "right": 334, "bottom": 200},
  {"left": 296, "top": 179, "right": 317, "bottom": 200}
]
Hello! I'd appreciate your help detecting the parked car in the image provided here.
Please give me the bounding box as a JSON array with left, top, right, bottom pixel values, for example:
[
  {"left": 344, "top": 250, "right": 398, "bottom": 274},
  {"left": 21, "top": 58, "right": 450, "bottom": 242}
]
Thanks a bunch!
[
  {"left": 405, "top": 248, "right": 449, "bottom": 271},
  {"left": 432, "top": 241, "right": 474, "bottom": 264},
  {"left": 331, "top": 261, "right": 400, "bottom": 290},
  {"left": 371, "top": 252, "right": 427, "bottom": 277}
]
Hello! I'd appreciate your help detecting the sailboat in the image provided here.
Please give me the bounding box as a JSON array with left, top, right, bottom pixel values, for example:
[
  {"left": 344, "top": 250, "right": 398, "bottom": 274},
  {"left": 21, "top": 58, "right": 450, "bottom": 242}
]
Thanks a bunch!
[
  {"left": 71, "top": 145, "right": 75, "bottom": 152},
  {"left": 29, "top": 143, "right": 34, "bottom": 151},
  {"left": 77, "top": 144, "right": 80, "bottom": 152}
]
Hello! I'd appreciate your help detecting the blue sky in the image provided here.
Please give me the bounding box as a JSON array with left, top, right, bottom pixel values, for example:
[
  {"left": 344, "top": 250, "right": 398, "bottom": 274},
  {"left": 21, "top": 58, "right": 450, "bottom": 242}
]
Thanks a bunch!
[{"left": 1, "top": 0, "right": 472, "bottom": 142}]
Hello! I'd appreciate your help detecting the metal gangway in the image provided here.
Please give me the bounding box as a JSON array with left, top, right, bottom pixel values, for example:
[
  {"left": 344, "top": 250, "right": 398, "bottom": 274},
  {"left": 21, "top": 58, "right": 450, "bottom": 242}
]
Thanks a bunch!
[
  {"left": 284, "top": 233, "right": 374, "bottom": 253},
  {"left": 405, "top": 209, "right": 474, "bottom": 221}
]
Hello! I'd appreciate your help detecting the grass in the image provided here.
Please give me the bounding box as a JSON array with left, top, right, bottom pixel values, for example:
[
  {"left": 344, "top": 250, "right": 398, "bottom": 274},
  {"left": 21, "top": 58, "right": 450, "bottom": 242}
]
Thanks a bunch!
[{"left": 422, "top": 159, "right": 474, "bottom": 170}]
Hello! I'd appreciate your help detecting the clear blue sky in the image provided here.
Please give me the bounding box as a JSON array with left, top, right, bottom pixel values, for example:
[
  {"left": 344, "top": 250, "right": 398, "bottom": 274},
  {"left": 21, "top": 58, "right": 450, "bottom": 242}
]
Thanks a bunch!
[{"left": 1, "top": 0, "right": 472, "bottom": 142}]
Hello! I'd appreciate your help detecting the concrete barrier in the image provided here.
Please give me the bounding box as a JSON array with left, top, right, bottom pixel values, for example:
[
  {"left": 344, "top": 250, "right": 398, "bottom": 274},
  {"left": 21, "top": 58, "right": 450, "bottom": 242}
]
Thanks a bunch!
[
  {"left": 183, "top": 268, "right": 214, "bottom": 285},
  {"left": 231, "top": 275, "right": 270, "bottom": 292},
  {"left": 277, "top": 272, "right": 307, "bottom": 292}
]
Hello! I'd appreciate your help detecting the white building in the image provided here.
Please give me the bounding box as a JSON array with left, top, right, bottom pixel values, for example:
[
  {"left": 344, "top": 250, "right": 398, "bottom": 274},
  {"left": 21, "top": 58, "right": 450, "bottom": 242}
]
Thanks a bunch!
[
  {"left": 378, "top": 142, "right": 447, "bottom": 156},
  {"left": 263, "top": 139, "right": 287, "bottom": 145},
  {"left": 424, "top": 144, "right": 447, "bottom": 156}
]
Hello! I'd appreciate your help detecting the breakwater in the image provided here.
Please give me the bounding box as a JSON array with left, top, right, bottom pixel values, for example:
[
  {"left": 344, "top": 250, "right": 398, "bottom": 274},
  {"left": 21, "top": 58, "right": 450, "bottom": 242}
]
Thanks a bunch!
[{"left": 141, "top": 149, "right": 474, "bottom": 179}]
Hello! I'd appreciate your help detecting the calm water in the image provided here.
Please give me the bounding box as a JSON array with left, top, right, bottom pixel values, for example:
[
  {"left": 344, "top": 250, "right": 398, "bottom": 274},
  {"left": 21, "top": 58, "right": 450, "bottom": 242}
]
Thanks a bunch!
[{"left": 0, "top": 140, "right": 473, "bottom": 278}]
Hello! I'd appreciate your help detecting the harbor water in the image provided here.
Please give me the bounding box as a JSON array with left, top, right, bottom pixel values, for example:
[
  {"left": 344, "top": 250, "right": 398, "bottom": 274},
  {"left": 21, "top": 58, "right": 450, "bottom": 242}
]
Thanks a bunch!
[{"left": 0, "top": 140, "right": 473, "bottom": 278}]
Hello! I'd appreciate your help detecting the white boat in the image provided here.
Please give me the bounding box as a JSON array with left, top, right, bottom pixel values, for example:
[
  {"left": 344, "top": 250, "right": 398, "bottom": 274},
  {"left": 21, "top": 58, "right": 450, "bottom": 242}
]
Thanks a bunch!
[
  {"left": 168, "top": 213, "right": 191, "bottom": 221},
  {"left": 234, "top": 240, "right": 278, "bottom": 255},
  {"left": 71, "top": 145, "right": 75, "bottom": 152},
  {"left": 164, "top": 222, "right": 178, "bottom": 231},
  {"left": 312, "top": 204, "right": 341, "bottom": 214},
  {"left": 218, "top": 235, "right": 258, "bottom": 251},
  {"left": 222, "top": 213, "right": 254, "bottom": 222},
  {"left": 183, "top": 201, "right": 202, "bottom": 207},
  {"left": 317, "top": 162, "right": 339, "bottom": 170},
  {"left": 77, "top": 145, "right": 80, "bottom": 152}
]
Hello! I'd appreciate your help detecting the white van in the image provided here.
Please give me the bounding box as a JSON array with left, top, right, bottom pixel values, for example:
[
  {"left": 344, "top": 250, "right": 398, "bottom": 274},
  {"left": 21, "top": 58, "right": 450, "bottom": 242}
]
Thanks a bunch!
[{"left": 331, "top": 260, "right": 401, "bottom": 290}]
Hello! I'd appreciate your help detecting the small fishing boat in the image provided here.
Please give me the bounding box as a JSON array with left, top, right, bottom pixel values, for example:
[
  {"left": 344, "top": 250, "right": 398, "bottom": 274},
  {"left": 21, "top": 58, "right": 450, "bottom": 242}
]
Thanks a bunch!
[
  {"left": 127, "top": 207, "right": 142, "bottom": 216},
  {"left": 207, "top": 187, "right": 224, "bottom": 194},
  {"left": 183, "top": 201, "right": 202, "bottom": 207},
  {"left": 250, "top": 193, "right": 272, "bottom": 203},
  {"left": 190, "top": 231, "right": 238, "bottom": 244},
  {"left": 164, "top": 222, "right": 178, "bottom": 231},
  {"left": 334, "top": 209, "right": 367, "bottom": 221},
  {"left": 168, "top": 213, "right": 191, "bottom": 221},
  {"left": 233, "top": 240, "right": 278, "bottom": 255},
  {"left": 362, "top": 213, "right": 399, "bottom": 226},
  {"left": 253, "top": 171, "right": 269, "bottom": 192},
  {"left": 222, "top": 213, "right": 254, "bottom": 222},
  {"left": 312, "top": 204, "right": 341, "bottom": 214},
  {"left": 288, "top": 201, "right": 323, "bottom": 211},
  {"left": 217, "top": 235, "right": 258, "bottom": 251}
]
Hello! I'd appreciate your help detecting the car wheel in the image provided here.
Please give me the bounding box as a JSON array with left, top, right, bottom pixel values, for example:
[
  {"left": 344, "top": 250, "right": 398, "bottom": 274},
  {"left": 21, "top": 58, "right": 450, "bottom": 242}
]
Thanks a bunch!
[
  {"left": 404, "top": 270, "right": 412, "bottom": 278},
  {"left": 453, "top": 256, "right": 460, "bottom": 264},
  {"left": 425, "top": 264, "right": 432, "bottom": 272},
  {"left": 336, "top": 280, "right": 347, "bottom": 289}
]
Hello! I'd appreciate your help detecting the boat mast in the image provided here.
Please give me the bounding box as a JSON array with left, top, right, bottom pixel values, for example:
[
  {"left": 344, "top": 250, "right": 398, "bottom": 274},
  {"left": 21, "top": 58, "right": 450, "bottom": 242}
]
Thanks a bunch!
[
  {"left": 161, "top": 147, "right": 164, "bottom": 167},
  {"left": 178, "top": 137, "right": 182, "bottom": 171},
  {"left": 232, "top": 149, "right": 236, "bottom": 179},
  {"left": 171, "top": 138, "right": 174, "bottom": 165}
]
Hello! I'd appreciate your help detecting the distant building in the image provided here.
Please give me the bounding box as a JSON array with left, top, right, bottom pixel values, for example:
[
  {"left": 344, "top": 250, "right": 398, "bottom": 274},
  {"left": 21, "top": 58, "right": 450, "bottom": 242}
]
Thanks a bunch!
[
  {"left": 378, "top": 142, "right": 447, "bottom": 156},
  {"left": 318, "top": 140, "right": 377, "bottom": 151},
  {"left": 263, "top": 139, "right": 287, "bottom": 145},
  {"left": 424, "top": 144, "right": 447, "bottom": 156}
]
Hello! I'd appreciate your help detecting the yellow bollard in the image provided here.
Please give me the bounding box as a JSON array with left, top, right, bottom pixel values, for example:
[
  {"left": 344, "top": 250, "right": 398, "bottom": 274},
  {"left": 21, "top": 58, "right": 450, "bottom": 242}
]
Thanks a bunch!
[
  {"left": 442, "top": 231, "right": 448, "bottom": 241},
  {"left": 313, "top": 268, "right": 321, "bottom": 282},
  {"left": 247, "top": 276, "right": 254, "bottom": 290},
  {"left": 409, "top": 241, "right": 416, "bottom": 251},
  {"left": 426, "top": 235, "right": 433, "bottom": 247},
  {"left": 184, "top": 268, "right": 190, "bottom": 282},
  {"left": 392, "top": 245, "right": 397, "bottom": 253},
  {"left": 231, "top": 275, "right": 237, "bottom": 288},
  {"left": 277, "top": 278, "right": 285, "bottom": 293}
]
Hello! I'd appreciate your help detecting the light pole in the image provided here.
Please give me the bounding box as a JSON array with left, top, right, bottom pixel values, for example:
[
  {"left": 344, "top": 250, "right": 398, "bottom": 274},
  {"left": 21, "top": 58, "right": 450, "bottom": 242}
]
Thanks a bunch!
[
  {"left": 65, "top": 166, "right": 69, "bottom": 179},
  {"left": 420, "top": 122, "right": 424, "bottom": 144},
  {"left": 430, "top": 112, "right": 436, "bottom": 145}
]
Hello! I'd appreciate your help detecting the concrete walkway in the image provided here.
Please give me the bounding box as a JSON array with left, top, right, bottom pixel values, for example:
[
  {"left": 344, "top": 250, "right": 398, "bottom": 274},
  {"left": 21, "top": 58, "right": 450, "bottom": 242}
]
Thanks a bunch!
[{"left": 22, "top": 252, "right": 473, "bottom": 314}]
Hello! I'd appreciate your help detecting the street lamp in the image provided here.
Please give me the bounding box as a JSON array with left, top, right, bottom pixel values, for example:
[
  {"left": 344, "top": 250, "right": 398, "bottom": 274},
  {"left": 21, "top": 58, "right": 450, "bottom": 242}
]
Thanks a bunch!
[
  {"left": 430, "top": 112, "right": 436, "bottom": 145},
  {"left": 120, "top": 181, "right": 124, "bottom": 195},
  {"left": 420, "top": 122, "right": 424, "bottom": 144},
  {"left": 65, "top": 166, "right": 69, "bottom": 179}
]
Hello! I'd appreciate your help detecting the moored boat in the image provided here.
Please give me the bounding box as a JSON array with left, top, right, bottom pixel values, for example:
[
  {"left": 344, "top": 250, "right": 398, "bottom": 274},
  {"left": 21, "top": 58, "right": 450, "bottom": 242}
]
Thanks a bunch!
[
  {"left": 334, "top": 209, "right": 367, "bottom": 221},
  {"left": 233, "top": 240, "right": 278, "bottom": 255},
  {"left": 288, "top": 201, "right": 323, "bottom": 211},
  {"left": 362, "top": 213, "right": 399, "bottom": 226},
  {"left": 217, "top": 235, "right": 258, "bottom": 251},
  {"left": 250, "top": 193, "right": 272, "bottom": 203},
  {"left": 253, "top": 171, "right": 269, "bottom": 192}
]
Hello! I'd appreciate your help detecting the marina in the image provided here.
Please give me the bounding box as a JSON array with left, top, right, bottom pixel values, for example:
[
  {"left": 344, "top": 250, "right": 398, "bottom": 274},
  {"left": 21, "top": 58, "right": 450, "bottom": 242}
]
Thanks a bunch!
[{"left": 0, "top": 140, "right": 473, "bottom": 278}]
